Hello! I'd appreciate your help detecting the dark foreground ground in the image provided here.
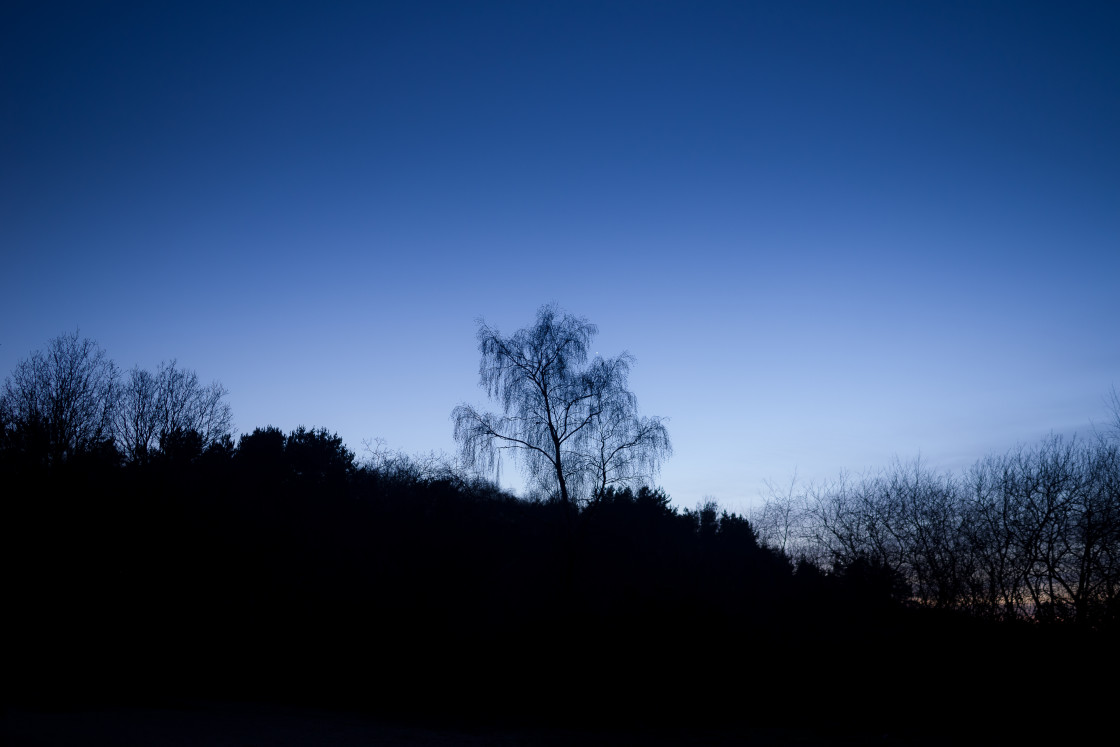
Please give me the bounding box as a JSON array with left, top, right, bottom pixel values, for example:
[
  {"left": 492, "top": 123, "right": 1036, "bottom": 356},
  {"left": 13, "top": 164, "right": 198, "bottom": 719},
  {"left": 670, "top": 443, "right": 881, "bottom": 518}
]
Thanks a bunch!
[
  {"left": 6, "top": 606, "right": 1115, "bottom": 746},
  {"left": 4, "top": 462, "right": 1116, "bottom": 745},
  {"left": 3, "top": 700, "right": 946, "bottom": 746}
]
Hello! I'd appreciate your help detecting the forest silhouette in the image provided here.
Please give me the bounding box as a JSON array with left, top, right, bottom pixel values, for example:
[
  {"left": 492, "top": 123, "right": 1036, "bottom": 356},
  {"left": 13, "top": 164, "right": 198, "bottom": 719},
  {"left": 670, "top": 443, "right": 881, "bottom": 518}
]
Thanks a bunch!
[{"left": 3, "top": 326, "right": 1118, "bottom": 741}]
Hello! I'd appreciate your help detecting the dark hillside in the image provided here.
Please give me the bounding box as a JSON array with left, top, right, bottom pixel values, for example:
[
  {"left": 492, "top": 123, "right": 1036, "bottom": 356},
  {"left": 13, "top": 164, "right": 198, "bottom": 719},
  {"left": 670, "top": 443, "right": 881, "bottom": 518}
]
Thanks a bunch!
[{"left": 3, "top": 428, "right": 1116, "bottom": 740}]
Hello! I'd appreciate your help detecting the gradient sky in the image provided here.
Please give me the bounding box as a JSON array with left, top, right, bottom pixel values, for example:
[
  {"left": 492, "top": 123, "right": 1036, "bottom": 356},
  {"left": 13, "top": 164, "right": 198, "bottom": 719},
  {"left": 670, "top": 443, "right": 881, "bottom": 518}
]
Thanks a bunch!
[{"left": 3, "top": 1, "right": 1117, "bottom": 511}]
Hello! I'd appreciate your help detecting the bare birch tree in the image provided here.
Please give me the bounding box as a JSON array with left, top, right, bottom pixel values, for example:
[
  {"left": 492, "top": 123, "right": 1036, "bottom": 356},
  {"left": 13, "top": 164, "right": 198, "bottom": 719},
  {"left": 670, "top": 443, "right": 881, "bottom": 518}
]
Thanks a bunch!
[{"left": 452, "top": 305, "right": 669, "bottom": 508}]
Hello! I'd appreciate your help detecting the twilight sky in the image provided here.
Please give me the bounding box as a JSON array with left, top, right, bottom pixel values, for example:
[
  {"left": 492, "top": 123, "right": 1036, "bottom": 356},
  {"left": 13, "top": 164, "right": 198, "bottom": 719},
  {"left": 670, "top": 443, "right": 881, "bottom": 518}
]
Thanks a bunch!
[{"left": 3, "top": 1, "right": 1117, "bottom": 511}]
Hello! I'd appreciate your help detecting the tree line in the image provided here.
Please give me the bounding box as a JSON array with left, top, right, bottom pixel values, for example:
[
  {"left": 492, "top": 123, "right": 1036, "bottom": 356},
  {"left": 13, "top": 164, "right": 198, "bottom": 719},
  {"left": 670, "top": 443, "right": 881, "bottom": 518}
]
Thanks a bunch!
[
  {"left": 0, "top": 324, "right": 917, "bottom": 729},
  {"left": 1, "top": 330, "right": 233, "bottom": 468},
  {"left": 753, "top": 431, "right": 1120, "bottom": 628},
  {"left": 2, "top": 418, "right": 803, "bottom": 724}
]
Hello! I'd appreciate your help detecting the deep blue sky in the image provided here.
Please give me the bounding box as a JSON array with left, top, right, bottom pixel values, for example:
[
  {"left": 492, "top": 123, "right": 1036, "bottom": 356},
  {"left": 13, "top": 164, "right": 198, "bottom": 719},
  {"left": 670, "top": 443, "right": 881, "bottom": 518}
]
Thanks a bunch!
[{"left": 3, "top": 1, "right": 1118, "bottom": 510}]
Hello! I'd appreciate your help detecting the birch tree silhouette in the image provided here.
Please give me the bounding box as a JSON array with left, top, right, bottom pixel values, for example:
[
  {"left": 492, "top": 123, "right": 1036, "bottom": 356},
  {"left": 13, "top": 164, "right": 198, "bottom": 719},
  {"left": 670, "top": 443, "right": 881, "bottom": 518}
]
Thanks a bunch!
[{"left": 452, "top": 305, "right": 669, "bottom": 507}]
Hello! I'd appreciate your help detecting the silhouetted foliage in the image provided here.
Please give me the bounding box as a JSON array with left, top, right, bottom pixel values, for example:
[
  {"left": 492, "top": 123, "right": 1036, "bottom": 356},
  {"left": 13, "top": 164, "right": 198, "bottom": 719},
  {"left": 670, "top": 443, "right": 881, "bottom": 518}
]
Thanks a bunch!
[
  {"left": 114, "top": 360, "right": 232, "bottom": 463},
  {"left": 1, "top": 331, "right": 118, "bottom": 466},
  {"left": 754, "top": 435, "right": 1120, "bottom": 627},
  {"left": 581, "top": 367, "right": 671, "bottom": 495},
  {"left": 155, "top": 426, "right": 205, "bottom": 465},
  {"left": 833, "top": 555, "right": 910, "bottom": 608},
  {"left": 1108, "top": 384, "right": 1120, "bottom": 443},
  {"left": 285, "top": 426, "right": 355, "bottom": 483},
  {"left": 0, "top": 332, "right": 233, "bottom": 472},
  {"left": 452, "top": 305, "right": 669, "bottom": 509},
  {"left": 235, "top": 425, "right": 286, "bottom": 470}
]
